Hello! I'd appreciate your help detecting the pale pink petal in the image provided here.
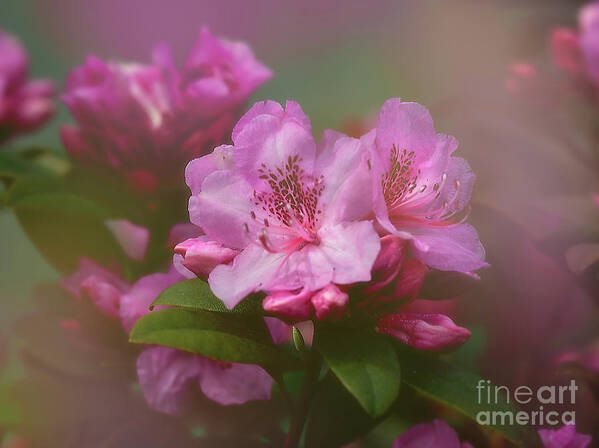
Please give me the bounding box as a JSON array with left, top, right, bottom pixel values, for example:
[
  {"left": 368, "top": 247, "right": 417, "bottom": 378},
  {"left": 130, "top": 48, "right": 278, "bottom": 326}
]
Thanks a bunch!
[
  {"left": 208, "top": 245, "right": 287, "bottom": 309},
  {"left": 198, "top": 361, "right": 272, "bottom": 405},
  {"left": 136, "top": 347, "right": 204, "bottom": 414},
  {"left": 190, "top": 170, "right": 253, "bottom": 249},
  {"left": 428, "top": 156, "right": 474, "bottom": 216},
  {"left": 317, "top": 221, "right": 381, "bottom": 285},
  {"left": 392, "top": 419, "right": 463, "bottom": 448},
  {"left": 375, "top": 98, "right": 437, "bottom": 169},
  {"left": 232, "top": 100, "right": 316, "bottom": 188},
  {"left": 105, "top": 219, "right": 150, "bottom": 262},
  {"left": 316, "top": 133, "right": 373, "bottom": 224},
  {"left": 377, "top": 313, "right": 471, "bottom": 351},
  {"left": 410, "top": 223, "right": 488, "bottom": 273},
  {"left": 185, "top": 145, "right": 234, "bottom": 195}
]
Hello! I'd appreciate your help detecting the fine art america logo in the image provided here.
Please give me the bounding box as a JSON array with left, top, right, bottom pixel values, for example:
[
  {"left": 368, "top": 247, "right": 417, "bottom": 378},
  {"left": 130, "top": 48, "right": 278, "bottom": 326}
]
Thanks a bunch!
[{"left": 476, "top": 379, "right": 578, "bottom": 426}]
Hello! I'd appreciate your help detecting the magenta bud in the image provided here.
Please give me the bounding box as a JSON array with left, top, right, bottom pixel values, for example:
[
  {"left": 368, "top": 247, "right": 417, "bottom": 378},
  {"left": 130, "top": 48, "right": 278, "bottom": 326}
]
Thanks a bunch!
[
  {"left": 392, "top": 258, "right": 428, "bottom": 302},
  {"left": 365, "top": 235, "right": 405, "bottom": 293},
  {"left": 262, "top": 289, "right": 314, "bottom": 322},
  {"left": 174, "top": 238, "right": 238, "bottom": 279},
  {"left": 311, "top": 284, "right": 349, "bottom": 321},
  {"left": 376, "top": 312, "right": 471, "bottom": 351}
]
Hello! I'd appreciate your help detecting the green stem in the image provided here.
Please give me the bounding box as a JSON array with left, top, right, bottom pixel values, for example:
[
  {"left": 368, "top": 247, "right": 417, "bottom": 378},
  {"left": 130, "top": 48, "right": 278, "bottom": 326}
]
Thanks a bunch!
[{"left": 284, "top": 328, "right": 322, "bottom": 448}]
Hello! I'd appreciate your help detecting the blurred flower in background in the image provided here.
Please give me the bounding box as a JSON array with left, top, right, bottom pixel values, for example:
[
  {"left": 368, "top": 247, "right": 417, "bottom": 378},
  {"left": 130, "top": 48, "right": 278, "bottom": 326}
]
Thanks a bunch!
[
  {"left": 0, "top": 29, "right": 54, "bottom": 144},
  {"left": 61, "top": 28, "right": 271, "bottom": 192}
]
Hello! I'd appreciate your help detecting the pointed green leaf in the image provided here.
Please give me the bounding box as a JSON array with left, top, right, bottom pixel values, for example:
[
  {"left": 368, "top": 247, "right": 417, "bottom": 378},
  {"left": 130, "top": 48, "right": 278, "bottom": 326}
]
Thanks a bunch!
[
  {"left": 130, "top": 308, "right": 302, "bottom": 372},
  {"left": 305, "top": 372, "right": 383, "bottom": 447},
  {"left": 316, "top": 326, "right": 400, "bottom": 417},
  {"left": 151, "top": 278, "right": 261, "bottom": 315}
]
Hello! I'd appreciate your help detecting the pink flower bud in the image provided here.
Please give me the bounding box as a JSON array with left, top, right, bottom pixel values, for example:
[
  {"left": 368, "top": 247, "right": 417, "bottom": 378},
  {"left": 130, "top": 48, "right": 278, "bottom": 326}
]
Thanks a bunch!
[
  {"left": 364, "top": 235, "right": 405, "bottom": 294},
  {"left": 392, "top": 258, "right": 427, "bottom": 302},
  {"left": 376, "top": 312, "right": 471, "bottom": 351},
  {"left": 0, "top": 29, "right": 54, "bottom": 143},
  {"left": 262, "top": 289, "right": 314, "bottom": 322},
  {"left": 61, "top": 258, "right": 130, "bottom": 319},
  {"left": 174, "top": 238, "right": 238, "bottom": 279},
  {"left": 311, "top": 284, "right": 349, "bottom": 321}
]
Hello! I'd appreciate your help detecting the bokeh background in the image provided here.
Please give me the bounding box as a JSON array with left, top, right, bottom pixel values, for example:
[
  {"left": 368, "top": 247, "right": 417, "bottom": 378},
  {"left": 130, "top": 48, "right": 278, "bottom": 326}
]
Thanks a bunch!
[{"left": 1, "top": 0, "right": 597, "bottom": 445}]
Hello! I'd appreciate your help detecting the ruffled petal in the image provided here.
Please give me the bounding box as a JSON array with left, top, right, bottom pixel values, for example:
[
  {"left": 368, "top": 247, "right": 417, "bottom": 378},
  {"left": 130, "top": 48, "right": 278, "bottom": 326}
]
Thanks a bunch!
[
  {"left": 410, "top": 223, "right": 488, "bottom": 273},
  {"left": 208, "top": 245, "right": 287, "bottom": 308},
  {"left": 317, "top": 221, "right": 381, "bottom": 285},
  {"left": 190, "top": 170, "right": 253, "bottom": 249},
  {"left": 198, "top": 361, "right": 272, "bottom": 405},
  {"left": 316, "top": 132, "right": 372, "bottom": 224},
  {"left": 375, "top": 98, "right": 437, "bottom": 169},
  {"left": 136, "top": 347, "right": 204, "bottom": 414},
  {"left": 119, "top": 266, "right": 184, "bottom": 332},
  {"left": 185, "top": 145, "right": 234, "bottom": 195}
]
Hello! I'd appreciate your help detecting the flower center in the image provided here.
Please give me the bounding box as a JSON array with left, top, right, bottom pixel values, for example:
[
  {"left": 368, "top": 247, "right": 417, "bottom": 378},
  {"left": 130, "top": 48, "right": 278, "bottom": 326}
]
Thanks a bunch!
[
  {"left": 250, "top": 155, "right": 324, "bottom": 248},
  {"left": 382, "top": 145, "right": 420, "bottom": 208}
]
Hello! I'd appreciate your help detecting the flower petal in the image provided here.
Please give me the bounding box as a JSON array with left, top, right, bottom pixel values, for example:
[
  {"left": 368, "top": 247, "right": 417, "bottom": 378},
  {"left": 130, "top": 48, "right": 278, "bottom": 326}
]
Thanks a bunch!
[
  {"left": 410, "top": 223, "right": 488, "bottom": 273},
  {"left": 136, "top": 347, "right": 204, "bottom": 414},
  {"left": 317, "top": 221, "right": 381, "bottom": 285},
  {"left": 375, "top": 98, "right": 437, "bottom": 169},
  {"left": 185, "top": 145, "right": 234, "bottom": 195},
  {"left": 119, "top": 266, "right": 184, "bottom": 332},
  {"left": 198, "top": 361, "right": 272, "bottom": 405},
  {"left": 191, "top": 170, "right": 253, "bottom": 249},
  {"left": 208, "top": 245, "right": 287, "bottom": 309},
  {"left": 317, "top": 132, "right": 373, "bottom": 224}
]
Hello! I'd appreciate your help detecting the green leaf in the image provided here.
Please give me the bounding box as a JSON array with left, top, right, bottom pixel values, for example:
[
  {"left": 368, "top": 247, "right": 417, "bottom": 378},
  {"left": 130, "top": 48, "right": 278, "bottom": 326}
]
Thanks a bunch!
[
  {"left": 305, "top": 372, "right": 383, "bottom": 447},
  {"left": 316, "top": 326, "right": 401, "bottom": 417},
  {"left": 129, "top": 308, "right": 302, "bottom": 373},
  {"left": 9, "top": 179, "right": 124, "bottom": 272},
  {"left": 151, "top": 278, "right": 261, "bottom": 315},
  {"left": 400, "top": 349, "right": 539, "bottom": 446}
]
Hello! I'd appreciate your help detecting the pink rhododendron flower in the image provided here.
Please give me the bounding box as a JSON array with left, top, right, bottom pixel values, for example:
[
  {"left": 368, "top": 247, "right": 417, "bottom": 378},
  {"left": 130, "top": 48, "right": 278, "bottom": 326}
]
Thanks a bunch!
[
  {"left": 61, "top": 257, "right": 130, "bottom": 319},
  {"left": 61, "top": 28, "right": 271, "bottom": 190},
  {"left": 538, "top": 424, "right": 592, "bottom": 448},
  {"left": 0, "top": 29, "right": 54, "bottom": 143},
  {"left": 392, "top": 419, "right": 473, "bottom": 448},
  {"left": 186, "top": 100, "right": 381, "bottom": 309},
  {"left": 361, "top": 98, "right": 487, "bottom": 273},
  {"left": 136, "top": 346, "right": 272, "bottom": 414}
]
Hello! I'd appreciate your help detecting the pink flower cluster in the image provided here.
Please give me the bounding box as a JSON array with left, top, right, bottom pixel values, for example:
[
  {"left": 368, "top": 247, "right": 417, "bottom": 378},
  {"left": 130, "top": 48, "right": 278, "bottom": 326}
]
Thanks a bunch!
[
  {"left": 179, "top": 97, "right": 486, "bottom": 351},
  {"left": 61, "top": 28, "right": 272, "bottom": 191},
  {"left": 62, "top": 256, "right": 272, "bottom": 414},
  {"left": 0, "top": 29, "right": 54, "bottom": 143}
]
